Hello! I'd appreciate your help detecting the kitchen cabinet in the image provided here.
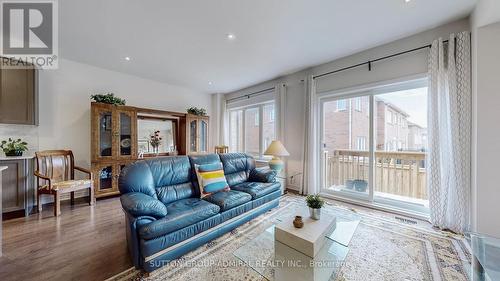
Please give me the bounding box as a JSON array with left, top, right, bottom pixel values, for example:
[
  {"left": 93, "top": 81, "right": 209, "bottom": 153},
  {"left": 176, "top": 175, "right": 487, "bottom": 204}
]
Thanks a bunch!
[
  {"left": 0, "top": 157, "right": 35, "bottom": 218},
  {"left": 0, "top": 61, "right": 38, "bottom": 125}
]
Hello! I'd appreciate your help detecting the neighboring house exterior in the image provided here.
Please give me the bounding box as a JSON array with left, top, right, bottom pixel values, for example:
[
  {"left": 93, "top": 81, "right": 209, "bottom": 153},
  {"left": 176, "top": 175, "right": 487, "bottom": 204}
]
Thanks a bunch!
[
  {"left": 323, "top": 97, "right": 427, "bottom": 153},
  {"left": 408, "top": 122, "right": 428, "bottom": 151}
]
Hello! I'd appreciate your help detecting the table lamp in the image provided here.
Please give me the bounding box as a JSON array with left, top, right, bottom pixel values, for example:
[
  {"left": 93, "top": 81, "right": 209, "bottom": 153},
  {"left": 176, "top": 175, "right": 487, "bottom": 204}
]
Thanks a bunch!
[{"left": 264, "top": 140, "right": 289, "bottom": 172}]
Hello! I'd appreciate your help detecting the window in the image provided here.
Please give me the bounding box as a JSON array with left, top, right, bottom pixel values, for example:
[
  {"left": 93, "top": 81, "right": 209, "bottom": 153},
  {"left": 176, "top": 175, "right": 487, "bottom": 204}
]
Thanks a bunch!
[
  {"left": 228, "top": 102, "right": 276, "bottom": 158},
  {"left": 336, "top": 100, "right": 347, "bottom": 111},
  {"left": 245, "top": 108, "right": 260, "bottom": 155},
  {"left": 355, "top": 97, "right": 362, "bottom": 111},
  {"left": 263, "top": 103, "right": 275, "bottom": 153},
  {"left": 356, "top": 136, "right": 367, "bottom": 150},
  {"left": 229, "top": 110, "right": 243, "bottom": 152},
  {"left": 269, "top": 108, "right": 275, "bottom": 122}
]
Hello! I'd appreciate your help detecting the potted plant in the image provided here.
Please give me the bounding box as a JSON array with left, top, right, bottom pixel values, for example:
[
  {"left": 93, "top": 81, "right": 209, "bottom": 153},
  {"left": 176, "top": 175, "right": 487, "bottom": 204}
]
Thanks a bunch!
[
  {"left": 187, "top": 107, "right": 207, "bottom": 116},
  {"left": 353, "top": 179, "right": 368, "bottom": 192},
  {"left": 90, "top": 93, "right": 126, "bottom": 105},
  {"left": 305, "top": 194, "right": 325, "bottom": 220},
  {"left": 1, "top": 138, "right": 28, "bottom": 157}
]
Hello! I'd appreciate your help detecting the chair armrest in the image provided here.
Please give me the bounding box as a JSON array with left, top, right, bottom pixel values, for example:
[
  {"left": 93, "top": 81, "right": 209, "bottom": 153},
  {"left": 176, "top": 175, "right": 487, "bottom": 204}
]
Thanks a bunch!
[
  {"left": 74, "top": 166, "right": 91, "bottom": 178},
  {"left": 34, "top": 171, "right": 52, "bottom": 188},
  {"left": 249, "top": 167, "right": 277, "bottom": 183},
  {"left": 120, "top": 192, "right": 168, "bottom": 219}
]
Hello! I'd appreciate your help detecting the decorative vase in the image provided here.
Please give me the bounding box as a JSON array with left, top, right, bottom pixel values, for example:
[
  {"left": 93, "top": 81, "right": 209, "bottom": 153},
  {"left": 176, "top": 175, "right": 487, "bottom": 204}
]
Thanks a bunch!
[
  {"left": 5, "top": 150, "right": 23, "bottom": 157},
  {"left": 309, "top": 207, "right": 321, "bottom": 220},
  {"left": 152, "top": 146, "right": 159, "bottom": 156},
  {"left": 293, "top": 216, "right": 304, "bottom": 228}
]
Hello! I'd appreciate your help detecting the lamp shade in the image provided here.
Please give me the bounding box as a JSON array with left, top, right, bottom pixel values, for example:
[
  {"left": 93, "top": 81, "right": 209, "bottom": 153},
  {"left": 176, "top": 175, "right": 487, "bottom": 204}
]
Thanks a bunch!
[{"left": 264, "top": 140, "right": 290, "bottom": 157}]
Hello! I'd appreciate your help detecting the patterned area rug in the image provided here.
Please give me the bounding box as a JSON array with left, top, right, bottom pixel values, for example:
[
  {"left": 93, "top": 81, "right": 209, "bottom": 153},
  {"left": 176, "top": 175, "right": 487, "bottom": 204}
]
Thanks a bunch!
[{"left": 109, "top": 194, "right": 471, "bottom": 281}]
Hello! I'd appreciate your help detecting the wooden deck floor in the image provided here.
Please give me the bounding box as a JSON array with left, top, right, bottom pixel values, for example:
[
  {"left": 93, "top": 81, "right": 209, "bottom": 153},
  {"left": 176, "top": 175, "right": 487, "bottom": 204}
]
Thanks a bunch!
[{"left": 0, "top": 197, "right": 131, "bottom": 281}]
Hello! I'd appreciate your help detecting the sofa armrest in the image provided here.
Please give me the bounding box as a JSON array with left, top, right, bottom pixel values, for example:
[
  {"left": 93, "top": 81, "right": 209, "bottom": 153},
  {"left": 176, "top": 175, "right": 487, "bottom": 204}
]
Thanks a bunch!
[
  {"left": 249, "top": 167, "right": 277, "bottom": 183},
  {"left": 123, "top": 212, "right": 156, "bottom": 268},
  {"left": 120, "top": 192, "right": 168, "bottom": 219}
]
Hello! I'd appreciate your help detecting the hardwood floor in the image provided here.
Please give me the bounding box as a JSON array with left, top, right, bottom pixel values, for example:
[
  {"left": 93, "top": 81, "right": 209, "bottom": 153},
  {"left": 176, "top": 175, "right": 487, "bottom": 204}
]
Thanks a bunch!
[{"left": 0, "top": 197, "right": 132, "bottom": 281}]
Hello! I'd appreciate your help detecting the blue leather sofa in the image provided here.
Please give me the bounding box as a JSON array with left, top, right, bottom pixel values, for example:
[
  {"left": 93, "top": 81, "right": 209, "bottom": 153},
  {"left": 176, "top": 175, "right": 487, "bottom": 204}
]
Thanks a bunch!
[{"left": 118, "top": 153, "right": 281, "bottom": 272}]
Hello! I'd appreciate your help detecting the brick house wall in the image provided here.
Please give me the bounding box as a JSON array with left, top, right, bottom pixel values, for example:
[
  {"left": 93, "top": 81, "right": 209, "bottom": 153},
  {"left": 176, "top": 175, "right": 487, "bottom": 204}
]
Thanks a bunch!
[{"left": 323, "top": 97, "right": 420, "bottom": 152}]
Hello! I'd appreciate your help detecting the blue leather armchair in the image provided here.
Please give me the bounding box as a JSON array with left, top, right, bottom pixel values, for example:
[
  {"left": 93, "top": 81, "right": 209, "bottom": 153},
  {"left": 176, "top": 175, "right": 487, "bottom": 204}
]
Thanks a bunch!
[{"left": 119, "top": 153, "right": 280, "bottom": 272}]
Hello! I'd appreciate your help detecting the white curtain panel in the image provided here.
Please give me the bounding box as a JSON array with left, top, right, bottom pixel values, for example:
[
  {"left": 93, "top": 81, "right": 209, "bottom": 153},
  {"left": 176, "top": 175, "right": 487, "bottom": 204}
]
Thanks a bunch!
[
  {"left": 274, "top": 83, "right": 286, "bottom": 142},
  {"left": 301, "top": 75, "right": 320, "bottom": 195},
  {"left": 427, "top": 32, "right": 471, "bottom": 233},
  {"left": 220, "top": 94, "right": 229, "bottom": 146}
]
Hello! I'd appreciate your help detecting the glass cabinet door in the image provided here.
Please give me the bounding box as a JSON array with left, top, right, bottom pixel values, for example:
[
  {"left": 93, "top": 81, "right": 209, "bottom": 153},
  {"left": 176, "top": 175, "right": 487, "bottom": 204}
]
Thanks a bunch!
[
  {"left": 97, "top": 165, "right": 113, "bottom": 191},
  {"left": 200, "top": 119, "right": 208, "bottom": 153},
  {"left": 118, "top": 111, "right": 134, "bottom": 158},
  {"left": 190, "top": 119, "right": 197, "bottom": 152},
  {"left": 98, "top": 110, "right": 113, "bottom": 159}
]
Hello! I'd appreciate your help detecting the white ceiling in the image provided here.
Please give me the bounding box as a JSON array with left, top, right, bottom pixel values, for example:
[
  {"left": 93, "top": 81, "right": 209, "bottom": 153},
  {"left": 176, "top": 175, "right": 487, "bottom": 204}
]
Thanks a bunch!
[{"left": 59, "top": 0, "right": 477, "bottom": 93}]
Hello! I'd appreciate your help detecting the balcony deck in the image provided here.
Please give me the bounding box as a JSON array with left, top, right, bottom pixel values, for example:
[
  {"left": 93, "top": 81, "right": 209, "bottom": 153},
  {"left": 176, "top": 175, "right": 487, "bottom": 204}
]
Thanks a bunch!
[{"left": 323, "top": 149, "right": 428, "bottom": 204}]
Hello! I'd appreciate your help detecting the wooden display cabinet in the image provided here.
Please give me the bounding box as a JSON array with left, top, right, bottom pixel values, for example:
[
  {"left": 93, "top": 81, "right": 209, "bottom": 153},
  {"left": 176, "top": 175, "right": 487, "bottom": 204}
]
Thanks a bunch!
[
  {"left": 91, "top": 102, "right": 137, "bottom": 198},
  {"left": 180, "top": 114, "right": 209, "bottom": 155},
  {"left": 92, "top": 161, "right": 133, "bottom": 198},
  {"left": 91, "top": 103, "right": 209, "bottom": 198}
]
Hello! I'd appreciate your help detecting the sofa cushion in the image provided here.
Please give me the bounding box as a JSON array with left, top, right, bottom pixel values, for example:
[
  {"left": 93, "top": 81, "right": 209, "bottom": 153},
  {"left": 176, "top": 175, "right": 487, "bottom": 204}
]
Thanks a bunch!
[
  {"left": 140, "top": 214, "right": 222, "bottom": 257},
  {"left": 203, "top": 190, "right": 252, "bottom": 212},
  {"left": 252, "top": 189, "right": 281, "bottom": 209},
  {"left": 139, "top": 198, "right": 220, "bottom": 240},
  {"left": 219, "top": 153, "right": 255, "bottom": 186},
  {"left": 119, "top": 156, "right": 192, "bottom": 199},
  {"left": 249, "top": 168, "right": 277, "bottom": 183},
  {"left": 219, "top": 201, "right": 253, "bottom": 221},
  {"left": 231, "top": 181, "right": 281, "bottom": 199},
  {"left": 149, "top": 156, "right": 192, "bottom": 188},
  {"left": 156, "top": 182, "right": 194, "bottom": 205}
]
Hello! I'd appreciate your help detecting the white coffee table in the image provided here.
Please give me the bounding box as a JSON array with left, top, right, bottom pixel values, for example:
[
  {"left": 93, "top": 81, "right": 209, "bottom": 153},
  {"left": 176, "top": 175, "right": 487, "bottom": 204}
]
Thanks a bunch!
[
  {"left": 233, "top": 202, "right": 360, "bottom": 281},
  {"left": 275, "top": 212, "right": 336, "bottom": 257},
  {"left": 274, "top": 212, "right": 337, "bottom": 281}
]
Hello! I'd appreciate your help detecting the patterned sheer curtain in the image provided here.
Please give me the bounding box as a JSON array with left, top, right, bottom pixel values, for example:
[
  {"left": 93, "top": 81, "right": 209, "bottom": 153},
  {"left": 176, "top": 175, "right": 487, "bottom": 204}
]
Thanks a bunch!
[{"left": 427, "top": 32, "right": 471, "bottom": 233}]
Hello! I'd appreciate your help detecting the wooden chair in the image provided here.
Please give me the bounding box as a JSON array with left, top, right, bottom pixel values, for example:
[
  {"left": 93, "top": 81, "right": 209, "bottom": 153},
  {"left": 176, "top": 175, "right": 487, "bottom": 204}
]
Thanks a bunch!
[
  {"left": 215, "top": 145, "right": 229, "bottom": 154},
  {"left": 34, "top": 150, "right": 94, "bottom": 216}
]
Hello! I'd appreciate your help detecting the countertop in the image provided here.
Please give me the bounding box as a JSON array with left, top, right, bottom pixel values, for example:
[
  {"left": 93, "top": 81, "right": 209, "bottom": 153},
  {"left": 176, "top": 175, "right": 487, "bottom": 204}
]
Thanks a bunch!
[
  {"left": 0, "top": 155, "right": 35, "bottom": 161},
  {"left": 0, "top": 166, "right": 7, "bottom": 172}
]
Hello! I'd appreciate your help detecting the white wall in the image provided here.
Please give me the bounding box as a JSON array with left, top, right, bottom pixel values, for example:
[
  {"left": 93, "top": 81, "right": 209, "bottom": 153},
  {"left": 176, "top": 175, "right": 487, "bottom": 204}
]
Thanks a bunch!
[
  {"left": 471, "top": 0, "right": 500, "bottom": 237},
  {"left": 219, "top": 18, "right": 469, "bottom": 192},
  {"left": 38, "top": 58, "right": 211, "bottom": 167}
]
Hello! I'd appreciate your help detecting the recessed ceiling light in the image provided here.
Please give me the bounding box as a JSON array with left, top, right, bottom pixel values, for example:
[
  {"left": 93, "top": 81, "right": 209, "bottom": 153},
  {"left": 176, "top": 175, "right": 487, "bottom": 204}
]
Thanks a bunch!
[
  {"left": 208, "top": 81, "right": 213, "bottom": 85},
  {"left": 124, "top": 56, "right": 131, "bottom": 61},
  {"left": 404, "top": 0, "right": 411, "bottom": 3},
  {"left": 226, "top": 33, "right": 236, "bottom": 40}
]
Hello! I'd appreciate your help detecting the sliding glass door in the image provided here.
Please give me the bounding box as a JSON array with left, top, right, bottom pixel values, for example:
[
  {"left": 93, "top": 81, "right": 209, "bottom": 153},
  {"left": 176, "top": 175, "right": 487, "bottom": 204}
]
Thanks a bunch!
[
  {"left": 320, "top": 94, "right": 372, "bottom": 201},
  {"left": 320, "top": 80, "right": 429, "bottom": 215}
]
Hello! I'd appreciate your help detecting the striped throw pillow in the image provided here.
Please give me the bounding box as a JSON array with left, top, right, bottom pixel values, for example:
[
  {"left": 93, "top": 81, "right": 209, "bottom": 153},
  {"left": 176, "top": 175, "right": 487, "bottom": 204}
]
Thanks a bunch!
[{"left": 195, "top": 162, "right": 229, "bottom": 198}]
